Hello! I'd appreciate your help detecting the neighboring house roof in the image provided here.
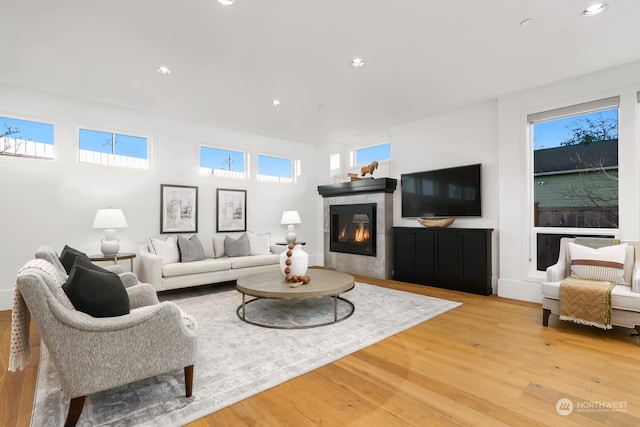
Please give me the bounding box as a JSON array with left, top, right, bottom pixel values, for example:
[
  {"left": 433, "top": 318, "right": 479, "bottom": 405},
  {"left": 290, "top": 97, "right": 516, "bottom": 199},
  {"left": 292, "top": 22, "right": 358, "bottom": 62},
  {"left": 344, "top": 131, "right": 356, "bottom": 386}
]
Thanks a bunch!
[{"left": 534, "top": 139, "right": 618, "bottom": 174}]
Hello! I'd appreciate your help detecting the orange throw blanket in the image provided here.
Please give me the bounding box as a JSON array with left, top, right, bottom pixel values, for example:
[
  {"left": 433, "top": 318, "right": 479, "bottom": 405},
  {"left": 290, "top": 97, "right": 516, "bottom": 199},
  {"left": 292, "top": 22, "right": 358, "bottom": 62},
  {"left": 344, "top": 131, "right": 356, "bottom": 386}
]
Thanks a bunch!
[{"left": 559, "top": 277, "right": 615, "bottom": 330}]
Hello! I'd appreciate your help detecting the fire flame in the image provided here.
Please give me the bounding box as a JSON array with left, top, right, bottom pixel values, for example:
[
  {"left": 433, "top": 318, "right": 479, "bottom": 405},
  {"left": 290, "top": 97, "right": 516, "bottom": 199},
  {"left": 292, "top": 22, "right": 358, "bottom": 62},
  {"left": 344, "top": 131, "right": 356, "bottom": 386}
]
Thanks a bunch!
[{"left": 354, "top": 224, "right": 370, "bottom": 242}]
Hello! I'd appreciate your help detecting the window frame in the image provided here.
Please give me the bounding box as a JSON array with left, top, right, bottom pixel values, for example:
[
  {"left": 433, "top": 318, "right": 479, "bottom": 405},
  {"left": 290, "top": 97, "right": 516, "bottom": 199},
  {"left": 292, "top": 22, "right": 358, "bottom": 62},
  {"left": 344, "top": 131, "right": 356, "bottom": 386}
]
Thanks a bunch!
[
  {"left": 0, "top": 113, "right": 55, "bottom": 160},
  {"left": 199, "top": 145, "right": 248, "bottom": 179},
  {"left": 256, "top": 153, "right": 296, "bottom": 183},
  {"left": 78, "top": 126, "right": 149, "bottom": 169},
  {"left": 350, "top": 142, "right": 391, "bottom": 167},
  {"left": 527, "top": 96, "right": 620, "bottom": 277}
]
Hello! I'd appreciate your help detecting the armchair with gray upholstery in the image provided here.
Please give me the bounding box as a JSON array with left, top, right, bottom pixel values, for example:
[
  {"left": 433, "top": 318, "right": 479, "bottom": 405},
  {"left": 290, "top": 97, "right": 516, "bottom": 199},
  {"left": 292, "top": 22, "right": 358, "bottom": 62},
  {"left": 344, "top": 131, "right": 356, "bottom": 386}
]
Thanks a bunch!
[
  {"left": 14, "top": 258, "right": 197, "bottom": 426},
  {"left": 542, "top": 237, "right": 640, "bottom": 338}
]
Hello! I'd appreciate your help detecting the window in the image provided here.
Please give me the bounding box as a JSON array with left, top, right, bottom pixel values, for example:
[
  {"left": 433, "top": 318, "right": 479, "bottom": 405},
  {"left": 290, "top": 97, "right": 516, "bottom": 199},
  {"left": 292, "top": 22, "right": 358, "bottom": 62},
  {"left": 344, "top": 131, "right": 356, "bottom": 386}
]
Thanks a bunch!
[
  {"left": 79, "top": 128, "right": 148, "bottom": 168},
  {"left": 200, "top": 146, "right": 246, "bottom": 178},
  {"left": 352, "top": 142, "right": 391, "bottom": 166},
  {"left": 529, "top": 96, "right": 619, "bottom": 272},
  {"left": 0, "top": 116, "right": 54, "bottom": 159},
  {"left": 257, "top": 154, "right": 293, "bottom": 182}
]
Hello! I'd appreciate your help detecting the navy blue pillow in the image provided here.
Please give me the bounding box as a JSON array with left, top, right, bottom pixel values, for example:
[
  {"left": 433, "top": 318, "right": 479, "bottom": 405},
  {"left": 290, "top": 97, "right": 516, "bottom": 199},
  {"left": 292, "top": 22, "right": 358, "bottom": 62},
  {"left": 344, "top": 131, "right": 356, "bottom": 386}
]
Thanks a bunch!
[
  {"left": 59, "top": 245, "right": 90, "bottom": 274},
  {"left": 63, "top": 265, "right": 130, "bottom": 318}
]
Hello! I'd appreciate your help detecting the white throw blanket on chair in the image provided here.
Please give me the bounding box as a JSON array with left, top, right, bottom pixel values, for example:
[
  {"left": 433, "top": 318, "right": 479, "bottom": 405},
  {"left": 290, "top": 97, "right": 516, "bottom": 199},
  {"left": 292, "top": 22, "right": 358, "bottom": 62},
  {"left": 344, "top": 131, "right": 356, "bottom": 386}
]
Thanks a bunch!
[{"left": 8, "top": 286, "right": 31, "bottom": 371}]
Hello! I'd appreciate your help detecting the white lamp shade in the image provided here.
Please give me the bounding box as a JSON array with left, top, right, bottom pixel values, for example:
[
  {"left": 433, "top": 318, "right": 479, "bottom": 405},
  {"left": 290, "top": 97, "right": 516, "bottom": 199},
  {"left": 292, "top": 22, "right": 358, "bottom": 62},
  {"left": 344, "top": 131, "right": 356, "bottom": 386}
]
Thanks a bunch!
[
  {"left": 92, "top": 209, "right": 128, "bottom": 229},
  {"left": 280, "top": 210, "right": 301, "bottom": 225}
]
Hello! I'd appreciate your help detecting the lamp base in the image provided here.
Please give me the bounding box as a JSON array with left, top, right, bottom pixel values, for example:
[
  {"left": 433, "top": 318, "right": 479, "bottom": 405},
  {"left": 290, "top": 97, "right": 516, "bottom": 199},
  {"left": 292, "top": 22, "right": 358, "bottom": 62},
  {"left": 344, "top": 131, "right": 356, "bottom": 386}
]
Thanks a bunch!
[{"left": 100, "top": 238, "right": 120, "bottom": 256}]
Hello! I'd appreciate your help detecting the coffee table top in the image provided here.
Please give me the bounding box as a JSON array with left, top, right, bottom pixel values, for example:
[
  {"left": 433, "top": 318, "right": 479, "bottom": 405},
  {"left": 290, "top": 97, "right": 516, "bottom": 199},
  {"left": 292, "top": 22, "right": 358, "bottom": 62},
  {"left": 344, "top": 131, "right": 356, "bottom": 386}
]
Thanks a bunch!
[{"left": 236, "top": 269, "right": 355, "bottom": 299}]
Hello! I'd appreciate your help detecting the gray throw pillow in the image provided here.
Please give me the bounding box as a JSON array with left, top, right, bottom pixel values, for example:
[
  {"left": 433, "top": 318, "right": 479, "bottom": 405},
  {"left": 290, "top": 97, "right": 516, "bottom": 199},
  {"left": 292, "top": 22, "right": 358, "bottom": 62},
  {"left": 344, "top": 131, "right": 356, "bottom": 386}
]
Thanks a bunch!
[
  {"left": 224, "top": 233, "right": 251, "bottom": 257},
  {"left": 178, "top": 235, "right": 206, "bottom": 262}
]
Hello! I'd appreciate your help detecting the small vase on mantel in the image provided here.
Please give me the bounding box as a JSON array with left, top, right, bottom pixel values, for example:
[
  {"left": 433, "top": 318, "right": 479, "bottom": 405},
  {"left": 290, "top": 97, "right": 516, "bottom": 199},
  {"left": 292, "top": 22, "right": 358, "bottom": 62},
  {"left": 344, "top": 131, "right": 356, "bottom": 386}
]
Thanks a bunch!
[{"left": 279, "top": 243, "right": 309, "bottom": 278}]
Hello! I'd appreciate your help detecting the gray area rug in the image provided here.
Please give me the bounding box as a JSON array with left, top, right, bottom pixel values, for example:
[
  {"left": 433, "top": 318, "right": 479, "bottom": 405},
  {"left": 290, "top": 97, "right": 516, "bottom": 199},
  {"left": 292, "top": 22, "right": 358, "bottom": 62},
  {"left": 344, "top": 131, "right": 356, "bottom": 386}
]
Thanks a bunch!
[{"left": 31, "top": 282, "right": 460, "bottom": 426}]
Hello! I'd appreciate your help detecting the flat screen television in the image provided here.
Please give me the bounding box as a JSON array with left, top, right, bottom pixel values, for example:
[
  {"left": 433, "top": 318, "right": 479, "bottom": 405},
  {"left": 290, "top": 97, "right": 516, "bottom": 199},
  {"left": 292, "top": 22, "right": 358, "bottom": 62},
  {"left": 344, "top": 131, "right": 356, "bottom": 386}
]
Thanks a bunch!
[{"left": 401, "top": 163, "right": 482, "bottom": 217}]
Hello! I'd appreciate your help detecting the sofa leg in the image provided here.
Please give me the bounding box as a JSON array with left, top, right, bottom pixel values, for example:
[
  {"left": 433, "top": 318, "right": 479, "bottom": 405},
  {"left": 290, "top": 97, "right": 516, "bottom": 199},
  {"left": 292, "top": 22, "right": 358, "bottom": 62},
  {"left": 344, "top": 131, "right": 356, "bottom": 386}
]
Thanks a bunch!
[
  {"left": 543, "top": 308, "right": 551, "bottom": 326},
  {"left": 64, "top": 396, "right": 86, "bottom": 427},
  {"left": 185, "top": 365, "right": 194, "bottom": 397},
  {"left": 634, "top": 326, "right": 640, "bottom": 346}
]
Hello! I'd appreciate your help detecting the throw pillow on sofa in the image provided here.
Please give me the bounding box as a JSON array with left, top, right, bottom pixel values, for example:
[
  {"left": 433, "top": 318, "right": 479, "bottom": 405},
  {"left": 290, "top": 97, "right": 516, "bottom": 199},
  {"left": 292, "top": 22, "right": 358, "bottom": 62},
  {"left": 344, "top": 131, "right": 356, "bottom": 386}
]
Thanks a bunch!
[
  {"left": 178, "top": 235, "right": 206, "bottom": 262},
  {"left": 59, "top": 245, "right": 90, "bottom": 274},
  {"left": 63, "top": 264, "right": 130, "bottom": 317},
  {"left": 247, "top": 231, "right": 271, "bottom": 255},
  {"left": 224, "top": 233, "right": 251, "bottom": 257},
  {"left": 149, "top": 236, "right": 180, "bottom": 264}
]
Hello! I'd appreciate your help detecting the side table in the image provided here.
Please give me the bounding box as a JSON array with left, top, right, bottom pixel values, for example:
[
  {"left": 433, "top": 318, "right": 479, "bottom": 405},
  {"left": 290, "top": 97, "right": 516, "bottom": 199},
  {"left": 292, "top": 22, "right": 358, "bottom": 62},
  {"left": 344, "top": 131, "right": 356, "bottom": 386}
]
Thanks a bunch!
[{"left": 89, "top": 252, "right": 136, "bottom": 272}]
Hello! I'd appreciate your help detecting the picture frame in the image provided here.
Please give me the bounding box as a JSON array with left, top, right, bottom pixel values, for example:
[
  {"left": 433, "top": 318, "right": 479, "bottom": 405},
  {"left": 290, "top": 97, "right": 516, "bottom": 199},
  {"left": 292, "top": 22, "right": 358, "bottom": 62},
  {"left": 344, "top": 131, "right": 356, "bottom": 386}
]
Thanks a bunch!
[
  {"left": 216, "top": 188, "right": 247, "bottom": 232},
  {"left": 160, "top": 184, "right": 198, "bottom": 233}
]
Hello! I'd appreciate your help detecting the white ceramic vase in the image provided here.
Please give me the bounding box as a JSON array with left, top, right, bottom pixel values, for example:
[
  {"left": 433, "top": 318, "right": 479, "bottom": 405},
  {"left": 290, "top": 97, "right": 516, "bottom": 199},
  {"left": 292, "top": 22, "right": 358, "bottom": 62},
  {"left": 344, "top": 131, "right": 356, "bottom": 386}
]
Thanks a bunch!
[{"left": 279, "top": 244, "right": 309, "bottom": 277}]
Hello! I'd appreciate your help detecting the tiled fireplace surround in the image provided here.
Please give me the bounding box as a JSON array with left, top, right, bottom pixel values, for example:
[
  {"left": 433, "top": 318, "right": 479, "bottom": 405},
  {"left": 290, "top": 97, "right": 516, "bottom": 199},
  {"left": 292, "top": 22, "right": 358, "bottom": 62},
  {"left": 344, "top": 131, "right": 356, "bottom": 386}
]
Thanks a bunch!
[{"left": 318, "top": 178, "right": 397, "bottom": 279}]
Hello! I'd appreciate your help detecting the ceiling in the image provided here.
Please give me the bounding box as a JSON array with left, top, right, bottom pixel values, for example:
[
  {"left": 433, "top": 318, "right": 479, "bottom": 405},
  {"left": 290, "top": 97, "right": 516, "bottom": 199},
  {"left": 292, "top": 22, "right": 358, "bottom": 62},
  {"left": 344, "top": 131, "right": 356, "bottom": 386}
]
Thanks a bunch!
[{"left": 2, "top": 0, "right": 640, "bottom": 146}]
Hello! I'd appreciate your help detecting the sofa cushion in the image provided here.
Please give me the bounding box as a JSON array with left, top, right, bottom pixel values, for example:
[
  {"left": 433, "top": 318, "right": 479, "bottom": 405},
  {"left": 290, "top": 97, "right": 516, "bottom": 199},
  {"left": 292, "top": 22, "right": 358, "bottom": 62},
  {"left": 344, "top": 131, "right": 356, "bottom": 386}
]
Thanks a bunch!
[
  {"left": 59, "top": 245, "right": 90, "bottom": 274},
  {"left": 178, "top": 235, "right": 205, "bottom": 262},
  {"left": 225, "top": 233, "right": 251, "bottom": 257},
  {"left": 63, "top": 265, "right": 130, "bottom": 317},
  {"left": 569, "top": 242, "right": 627, "bottom": 284},
  {"left": 542, "top": 281, "right": 640, "bottom": 312},
  {"left": 230, "top": 254, "right": 280, "bottom": 269},
  {"left": 162, "top": 258, "right": 232, "bottom": 277},
  {"left": 247, "top": 231, "right": 271, "bottom": 255},
  {"left": 149, "top": 236, "right": 180, "bottom": 264}
]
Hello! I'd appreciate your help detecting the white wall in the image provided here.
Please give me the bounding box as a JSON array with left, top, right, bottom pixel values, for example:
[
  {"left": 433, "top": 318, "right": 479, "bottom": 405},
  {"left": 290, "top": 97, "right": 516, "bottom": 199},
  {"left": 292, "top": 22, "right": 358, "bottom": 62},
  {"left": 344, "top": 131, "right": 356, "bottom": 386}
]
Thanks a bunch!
[
  {"left": 497, "top": 61, "right": 640, "bottom": 302},
  {"left": 0, "top": 84, "right": 319, "bottom": 310},
  {"left": 388, "top": 101, "right": 500, "bottom": 291}
]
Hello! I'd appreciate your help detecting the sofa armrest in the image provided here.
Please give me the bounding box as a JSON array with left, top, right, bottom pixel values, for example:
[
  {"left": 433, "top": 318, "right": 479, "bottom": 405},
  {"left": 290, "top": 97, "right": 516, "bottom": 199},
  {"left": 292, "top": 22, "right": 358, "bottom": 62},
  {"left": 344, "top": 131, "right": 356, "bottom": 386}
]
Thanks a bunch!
[
  {"left": 546, "top": 261, "right": 567, "bottom": 282},
  {"left": 137, "top": 245, "right": 163, "bottom": 290},
  {"left": 270, "top": 244, "right": 286, "bottom": 255},
  {"left": 104, "top": 264, "right": 126, "bottom": 275}
]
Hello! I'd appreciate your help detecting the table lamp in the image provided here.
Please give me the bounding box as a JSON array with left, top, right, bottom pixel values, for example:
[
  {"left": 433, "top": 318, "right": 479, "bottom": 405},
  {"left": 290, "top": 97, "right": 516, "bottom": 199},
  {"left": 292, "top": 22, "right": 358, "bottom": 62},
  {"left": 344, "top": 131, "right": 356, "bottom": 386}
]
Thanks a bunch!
[
  {"left": 92, "top": 208, "right": 128, "bottom": 256},
  {"left": 280, "top": 210, "right": 301, "bottom": 243}
]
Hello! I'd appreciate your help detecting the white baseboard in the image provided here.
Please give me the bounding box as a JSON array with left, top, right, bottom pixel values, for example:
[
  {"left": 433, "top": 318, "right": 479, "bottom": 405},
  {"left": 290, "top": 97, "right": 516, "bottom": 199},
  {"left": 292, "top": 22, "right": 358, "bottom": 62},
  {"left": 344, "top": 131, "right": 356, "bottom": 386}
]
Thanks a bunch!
[{"left": 497, "top": 278, "right": 543, "bottom": 303}]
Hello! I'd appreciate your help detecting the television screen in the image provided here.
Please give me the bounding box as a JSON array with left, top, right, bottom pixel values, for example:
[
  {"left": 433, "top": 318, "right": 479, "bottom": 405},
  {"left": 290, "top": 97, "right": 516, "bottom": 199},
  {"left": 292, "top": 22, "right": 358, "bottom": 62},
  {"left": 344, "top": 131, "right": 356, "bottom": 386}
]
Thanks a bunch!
[{"left": 401, "top": 163, "right": 482, "bottom": 217}]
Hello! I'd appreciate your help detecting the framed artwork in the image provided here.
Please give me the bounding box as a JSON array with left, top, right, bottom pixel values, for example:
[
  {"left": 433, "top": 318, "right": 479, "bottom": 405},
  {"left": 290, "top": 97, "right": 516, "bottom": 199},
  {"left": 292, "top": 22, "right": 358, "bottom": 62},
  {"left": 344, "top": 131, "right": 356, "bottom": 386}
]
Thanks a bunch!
[
  {"left": 217, "top": 188, "right": 247, "bottom": 232},
  {"left": 160, "top": 184, "right": 198, "bottom": 233}
]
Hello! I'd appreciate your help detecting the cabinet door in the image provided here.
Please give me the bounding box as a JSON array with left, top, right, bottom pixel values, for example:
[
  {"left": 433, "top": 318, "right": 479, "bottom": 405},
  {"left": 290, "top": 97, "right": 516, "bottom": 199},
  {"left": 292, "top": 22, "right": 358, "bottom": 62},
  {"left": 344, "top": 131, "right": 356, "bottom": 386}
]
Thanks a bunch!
[
  {"left": 434, "top": 230, "right": 462, "bottom": 290},
  {"left": 459, "top": 230, "right": 491, "bottom": 295},
  {"left": 413, "top": 230, "right": 434, "bottom": 284},
  {"left": 393, "top": 229, "right": 416, "bottom": 282}
]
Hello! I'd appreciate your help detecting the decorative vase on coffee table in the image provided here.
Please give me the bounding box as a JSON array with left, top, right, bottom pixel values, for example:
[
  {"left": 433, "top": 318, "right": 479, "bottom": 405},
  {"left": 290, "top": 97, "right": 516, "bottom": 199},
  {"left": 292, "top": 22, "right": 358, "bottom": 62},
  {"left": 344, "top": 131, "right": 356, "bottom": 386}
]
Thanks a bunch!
[{"left": 279, "top": 244, "right": 309, "bottom": 277}]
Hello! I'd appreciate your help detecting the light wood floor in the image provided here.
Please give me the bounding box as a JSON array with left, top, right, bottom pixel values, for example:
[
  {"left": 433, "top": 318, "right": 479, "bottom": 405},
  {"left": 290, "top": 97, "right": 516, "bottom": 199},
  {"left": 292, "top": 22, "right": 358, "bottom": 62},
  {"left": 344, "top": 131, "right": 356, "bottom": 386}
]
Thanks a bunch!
[{"left": 2, "top": 275, "right": 640, "bottom": 427}]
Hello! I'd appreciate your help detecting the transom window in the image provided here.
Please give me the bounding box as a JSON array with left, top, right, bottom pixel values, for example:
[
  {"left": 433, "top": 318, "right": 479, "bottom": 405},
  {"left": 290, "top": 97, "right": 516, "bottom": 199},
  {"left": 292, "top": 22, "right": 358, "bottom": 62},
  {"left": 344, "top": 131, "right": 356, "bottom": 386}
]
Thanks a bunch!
[
  {"left": 200, "top": 146, "right": 246, "bottom": 178},
  {"left": 529, "top": 96, "right": 619, "bottom": 272},
  {"left": 0, "top": 116, "right": 54, "bottom": 159},
  {"left": 79, "top": 128, "right": 148, "bottom": 169},
  {"left": 257, "top": 154, "right": 293, "bottom": 182},
  {"left": 352, "top": 142, "right": 391, "bottom": 166}
]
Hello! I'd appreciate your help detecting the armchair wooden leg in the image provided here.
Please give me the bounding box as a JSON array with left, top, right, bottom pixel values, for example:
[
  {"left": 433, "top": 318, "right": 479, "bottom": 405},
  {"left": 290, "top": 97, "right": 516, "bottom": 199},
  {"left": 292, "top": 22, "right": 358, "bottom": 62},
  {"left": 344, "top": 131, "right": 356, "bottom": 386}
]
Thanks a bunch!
[
  {"left": 543, "top": 308, "right": 551, "bottom": 326},
  {"left": 64, "top": 396, "right": 86, "bottom": 427},
  {"left": 185, "top": 365, "right": 194, "bottom": 397}
]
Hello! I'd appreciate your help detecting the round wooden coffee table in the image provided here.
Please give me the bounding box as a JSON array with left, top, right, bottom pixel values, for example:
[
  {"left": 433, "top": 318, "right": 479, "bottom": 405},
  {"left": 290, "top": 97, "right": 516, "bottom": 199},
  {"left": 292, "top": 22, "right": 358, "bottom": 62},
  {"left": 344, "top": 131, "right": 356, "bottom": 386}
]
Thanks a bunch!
[{"left": 236, "top": 269, "right": 355, "bottom": 329}]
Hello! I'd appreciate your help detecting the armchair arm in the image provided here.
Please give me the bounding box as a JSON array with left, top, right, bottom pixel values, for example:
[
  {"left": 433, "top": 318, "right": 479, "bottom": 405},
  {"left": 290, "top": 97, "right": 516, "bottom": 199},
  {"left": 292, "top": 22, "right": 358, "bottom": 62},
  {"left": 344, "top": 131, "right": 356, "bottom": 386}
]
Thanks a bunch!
[
  {"left": 126, "top": 283, "right": 159, "bottom": 309},
  {"left": 118, "top": 272, "right": 139, "bottom": 288},
  {"left": 546, "top": 261, "right": 567, "bottom": 282},
  {"left": 137, "top": 244, "right": 163, "bottom": 290},
  {"left": 104, "top": 264, "right": 126, "bottom": 275}
]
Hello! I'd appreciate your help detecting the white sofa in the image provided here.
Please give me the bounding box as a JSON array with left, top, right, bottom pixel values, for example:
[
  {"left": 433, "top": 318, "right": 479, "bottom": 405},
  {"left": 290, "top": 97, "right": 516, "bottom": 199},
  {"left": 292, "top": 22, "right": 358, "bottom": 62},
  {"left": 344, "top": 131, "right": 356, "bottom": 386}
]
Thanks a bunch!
[
  {"left": 138, "top": 233, "right": 285, "bottom": 292},
  {"left": 542, "top": 237, "right": 640, "bottom": 336}
]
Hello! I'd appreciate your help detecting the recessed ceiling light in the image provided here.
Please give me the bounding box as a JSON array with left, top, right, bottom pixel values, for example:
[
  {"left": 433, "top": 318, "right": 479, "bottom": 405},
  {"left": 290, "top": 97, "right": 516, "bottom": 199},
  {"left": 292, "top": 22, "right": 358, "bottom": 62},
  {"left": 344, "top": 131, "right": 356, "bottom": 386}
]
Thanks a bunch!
[
  {"left": 156, "top": 65, "right": 172, "bottom": 75},
  {"left": 582, "top": 3, "right": 608, "bottom": 17},
  {"left": 349, "top": 58, "right": 366, "bottom": 68},
  {"left": 217, "top": 0, "right": 236, "bottom": 5},
  {"left": 270, "top": 99, "right": 281, "bottom": 107}
]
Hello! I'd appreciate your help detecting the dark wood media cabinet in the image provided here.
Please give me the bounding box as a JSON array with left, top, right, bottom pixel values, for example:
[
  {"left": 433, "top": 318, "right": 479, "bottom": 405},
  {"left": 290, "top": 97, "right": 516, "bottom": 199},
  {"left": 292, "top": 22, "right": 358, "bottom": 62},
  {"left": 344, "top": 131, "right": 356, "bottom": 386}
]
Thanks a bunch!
[{"left": 393, "top": 227, "right": 493, "bottom": 295}]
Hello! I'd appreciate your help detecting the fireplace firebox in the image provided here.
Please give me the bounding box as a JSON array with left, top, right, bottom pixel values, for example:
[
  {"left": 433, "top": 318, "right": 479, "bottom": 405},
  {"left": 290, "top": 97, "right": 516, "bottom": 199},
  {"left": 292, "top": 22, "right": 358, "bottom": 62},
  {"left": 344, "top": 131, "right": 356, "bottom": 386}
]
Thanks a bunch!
[{"left": 330, "top": 203, "right": 376, "bottom": 256}]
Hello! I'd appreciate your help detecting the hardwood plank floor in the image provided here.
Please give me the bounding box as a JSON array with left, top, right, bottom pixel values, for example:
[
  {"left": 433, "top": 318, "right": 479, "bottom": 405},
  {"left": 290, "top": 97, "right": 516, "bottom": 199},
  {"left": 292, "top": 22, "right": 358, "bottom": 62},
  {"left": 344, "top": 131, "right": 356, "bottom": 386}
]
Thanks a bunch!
[{"left": 2, "top": 275, "right": 640, "bottom": 426}]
